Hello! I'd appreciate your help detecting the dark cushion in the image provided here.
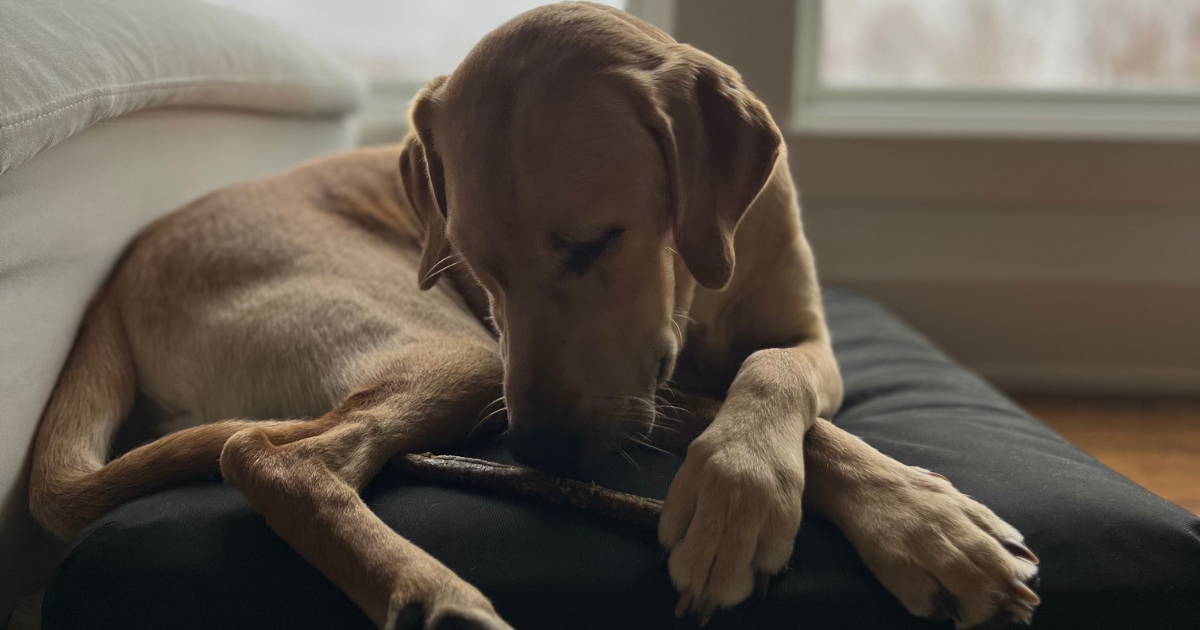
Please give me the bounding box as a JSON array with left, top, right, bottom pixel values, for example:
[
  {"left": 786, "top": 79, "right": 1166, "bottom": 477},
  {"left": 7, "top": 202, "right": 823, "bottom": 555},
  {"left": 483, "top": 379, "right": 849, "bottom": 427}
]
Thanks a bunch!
[{"left": 43, "top": 288, "right": 1200, "bottom": 629}]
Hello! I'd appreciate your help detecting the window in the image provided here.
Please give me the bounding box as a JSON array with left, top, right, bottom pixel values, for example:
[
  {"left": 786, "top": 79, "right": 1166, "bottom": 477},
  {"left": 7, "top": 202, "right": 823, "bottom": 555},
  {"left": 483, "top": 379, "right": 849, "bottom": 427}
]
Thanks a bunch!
[
  {"left": 200, "top": 0, "right": 673, "bottom": 142},
  {"left": 794, "top": 0, "right": 1200, "bottom": 138}
]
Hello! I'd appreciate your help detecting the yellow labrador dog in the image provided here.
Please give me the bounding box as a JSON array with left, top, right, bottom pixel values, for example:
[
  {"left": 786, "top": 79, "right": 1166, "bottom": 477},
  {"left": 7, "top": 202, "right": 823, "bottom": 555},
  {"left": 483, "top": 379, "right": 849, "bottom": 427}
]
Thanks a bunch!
[{"left": 30, "top": 3, "right": 1039, "bottom": 629}]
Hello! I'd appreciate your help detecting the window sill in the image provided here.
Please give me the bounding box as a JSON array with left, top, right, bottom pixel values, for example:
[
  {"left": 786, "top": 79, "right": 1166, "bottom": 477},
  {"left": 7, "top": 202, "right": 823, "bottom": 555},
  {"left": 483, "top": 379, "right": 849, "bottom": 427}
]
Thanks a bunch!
[{"left": 791, "top": 90, "right": 1200, "bottom": 142}]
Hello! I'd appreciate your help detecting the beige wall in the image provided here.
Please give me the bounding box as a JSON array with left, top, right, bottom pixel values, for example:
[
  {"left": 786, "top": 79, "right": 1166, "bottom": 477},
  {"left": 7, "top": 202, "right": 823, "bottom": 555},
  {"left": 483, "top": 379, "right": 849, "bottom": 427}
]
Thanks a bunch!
[{"left": 676, "top": 0, "right": 1200, "bottom": 395}]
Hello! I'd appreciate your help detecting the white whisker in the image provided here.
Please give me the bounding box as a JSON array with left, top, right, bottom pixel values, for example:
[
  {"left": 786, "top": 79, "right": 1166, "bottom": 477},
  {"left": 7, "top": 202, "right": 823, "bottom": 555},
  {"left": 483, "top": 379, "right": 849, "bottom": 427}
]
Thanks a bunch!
[
  {"left": 421, "top": 253, "right": 464, "bottom": 283},
  {"left": 478, "top": 395, "right": 506, "bottom": 415},
  {"left": 629, "top": 436, "right": 672, "bottom": 456},
  {"left": 426, "top": 252, "right": 459, "bottom": 272},
  {"left": 426, "top": 257, "right": 464, "bottom": 281},
  {"left": 470, "top": 405, "right": 508, "bottom": 438},
  {"left": 669, "top": 319, "right": 684, "bottom": 346},
  {"left": 673, "top": 309, "right": 696, "bottom": 324},
  {"left": 616, "top": 444, "right": 640, "bottom": 470}
]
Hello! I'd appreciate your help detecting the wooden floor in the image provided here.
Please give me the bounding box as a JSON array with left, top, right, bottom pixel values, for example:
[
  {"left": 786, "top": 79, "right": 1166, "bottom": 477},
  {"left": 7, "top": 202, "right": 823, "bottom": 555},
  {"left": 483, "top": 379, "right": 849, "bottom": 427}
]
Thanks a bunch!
[{"left": 1016, "top": 396, "right": 1200, "bottom": 516}]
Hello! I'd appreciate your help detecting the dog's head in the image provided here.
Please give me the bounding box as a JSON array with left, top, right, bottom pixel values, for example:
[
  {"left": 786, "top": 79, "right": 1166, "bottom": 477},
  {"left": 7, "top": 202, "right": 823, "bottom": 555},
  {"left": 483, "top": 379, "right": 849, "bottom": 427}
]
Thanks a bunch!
[{"left": 399, "top": 3, "right": 780, "bottom": 471}]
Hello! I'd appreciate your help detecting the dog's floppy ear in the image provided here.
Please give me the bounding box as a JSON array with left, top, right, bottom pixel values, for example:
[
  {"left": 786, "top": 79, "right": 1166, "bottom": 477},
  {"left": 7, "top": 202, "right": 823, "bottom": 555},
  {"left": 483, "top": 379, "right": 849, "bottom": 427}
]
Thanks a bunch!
[
  {"left": 400, "top": 75, "right": 452, "bottom": 290},
  {"left": 641, "top": 47, "right": 782, "bottom": 289}
]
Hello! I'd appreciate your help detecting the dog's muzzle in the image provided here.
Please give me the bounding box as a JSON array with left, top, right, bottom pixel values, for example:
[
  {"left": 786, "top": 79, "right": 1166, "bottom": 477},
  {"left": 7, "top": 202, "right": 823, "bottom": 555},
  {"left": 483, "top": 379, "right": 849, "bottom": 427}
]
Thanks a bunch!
[{"left": 506, "top": 387, "right": 585, "bottom": 472}]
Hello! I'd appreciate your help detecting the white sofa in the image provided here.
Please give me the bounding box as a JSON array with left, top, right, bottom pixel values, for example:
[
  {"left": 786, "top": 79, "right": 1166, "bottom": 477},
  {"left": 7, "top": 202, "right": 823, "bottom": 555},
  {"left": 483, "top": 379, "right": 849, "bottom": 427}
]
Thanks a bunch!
[{"left": 0, "top": 0, "right": 365, "bottom": 620}]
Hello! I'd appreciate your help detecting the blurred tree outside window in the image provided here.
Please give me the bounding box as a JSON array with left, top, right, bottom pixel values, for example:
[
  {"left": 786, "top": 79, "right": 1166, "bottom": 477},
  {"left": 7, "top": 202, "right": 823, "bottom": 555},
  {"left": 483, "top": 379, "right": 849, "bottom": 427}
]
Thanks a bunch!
[{"left": 821, "top": 0, "right": 1200, "bottom": 92}]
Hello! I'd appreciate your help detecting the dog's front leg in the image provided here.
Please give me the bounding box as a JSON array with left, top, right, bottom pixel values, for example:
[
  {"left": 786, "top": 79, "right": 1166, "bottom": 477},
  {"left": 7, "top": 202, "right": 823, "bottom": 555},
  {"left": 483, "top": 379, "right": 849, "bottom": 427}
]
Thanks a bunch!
[
  {"left": 658, "top": 335, "right": 1040, "bottom": 627},
  {"left": 803, "top": 419, "right": 1040, "bottom": 628},
  {"left": 658, "top": 340, "right": 841, "bottom": 623},
  {"left": 219, "top": 344, "right": 512, "bottom": 630}
]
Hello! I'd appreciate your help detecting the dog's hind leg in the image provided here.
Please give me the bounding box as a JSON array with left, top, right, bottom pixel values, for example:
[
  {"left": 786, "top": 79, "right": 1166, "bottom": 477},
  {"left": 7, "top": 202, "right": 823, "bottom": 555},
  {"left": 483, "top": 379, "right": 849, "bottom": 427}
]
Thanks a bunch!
[
  {"left": 34, "top": 413, "right": 334, "bottom": 540},
  {"left": 27, "top": 296, "right": 317, "bottom": 540},
  {"left": 28, "top": 294, "right": 334, "bottom": 540},
  {"left": 219, "top": 340, "right": 510, "bottom": 630},
  {"left": 29, "top": 293, "right": 138, "bottom": 539}
]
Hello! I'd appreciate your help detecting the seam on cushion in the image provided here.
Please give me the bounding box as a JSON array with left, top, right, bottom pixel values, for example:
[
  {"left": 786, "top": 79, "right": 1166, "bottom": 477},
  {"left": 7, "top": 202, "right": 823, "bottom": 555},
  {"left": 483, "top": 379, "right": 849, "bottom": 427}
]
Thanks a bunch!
[{"left": 0, "top": 76, "right": 358, "bottom": 130}]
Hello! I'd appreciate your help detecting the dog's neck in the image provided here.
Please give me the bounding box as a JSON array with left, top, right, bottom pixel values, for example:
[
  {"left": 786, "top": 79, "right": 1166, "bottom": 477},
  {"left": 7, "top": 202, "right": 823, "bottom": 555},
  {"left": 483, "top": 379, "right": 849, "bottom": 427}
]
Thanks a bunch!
[
  {"left": 371, "top": 151, "right": 494, "bottom": 330},
  {"left": 303, "top": 145, "right": 495, "bottom": 331}
]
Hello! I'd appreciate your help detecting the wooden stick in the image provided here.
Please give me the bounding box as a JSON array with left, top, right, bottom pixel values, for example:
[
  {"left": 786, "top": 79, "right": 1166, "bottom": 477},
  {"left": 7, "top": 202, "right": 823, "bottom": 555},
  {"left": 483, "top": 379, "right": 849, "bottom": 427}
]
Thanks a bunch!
[{"left": 393, "top": 453, "right": 663, "bottom": 528}]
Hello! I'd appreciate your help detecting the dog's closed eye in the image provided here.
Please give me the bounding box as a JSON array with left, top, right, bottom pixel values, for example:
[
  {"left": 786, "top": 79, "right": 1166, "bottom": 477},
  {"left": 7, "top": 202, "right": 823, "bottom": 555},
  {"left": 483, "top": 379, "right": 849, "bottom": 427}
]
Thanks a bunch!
[{"left": 553, "top": 226, "right": 625, "bottom": 276}]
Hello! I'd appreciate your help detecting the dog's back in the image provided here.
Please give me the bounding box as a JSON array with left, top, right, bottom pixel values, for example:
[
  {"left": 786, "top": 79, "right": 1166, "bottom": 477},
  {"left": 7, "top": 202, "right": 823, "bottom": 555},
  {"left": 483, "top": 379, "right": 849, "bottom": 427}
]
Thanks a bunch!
[
  {"left": 113, "top": 146, "right": 421, "bottom": 422},
  {"left": 28, "top": 144, "right": 490, "bottom": 538}
]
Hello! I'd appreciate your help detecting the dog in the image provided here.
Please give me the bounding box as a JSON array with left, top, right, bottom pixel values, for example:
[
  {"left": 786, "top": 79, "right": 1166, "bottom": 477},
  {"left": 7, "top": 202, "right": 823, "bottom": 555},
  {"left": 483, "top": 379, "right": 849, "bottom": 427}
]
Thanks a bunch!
[{"left": 29, "top": 4, "right": 1040, "bottom": 629}]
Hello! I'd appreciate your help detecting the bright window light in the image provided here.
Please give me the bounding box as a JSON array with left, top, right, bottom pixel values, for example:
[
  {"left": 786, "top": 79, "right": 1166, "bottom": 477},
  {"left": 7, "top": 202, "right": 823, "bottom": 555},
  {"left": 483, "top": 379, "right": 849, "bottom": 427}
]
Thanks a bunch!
[{"left": 821, "top": 0, "right": 1200, "bottom": 92}]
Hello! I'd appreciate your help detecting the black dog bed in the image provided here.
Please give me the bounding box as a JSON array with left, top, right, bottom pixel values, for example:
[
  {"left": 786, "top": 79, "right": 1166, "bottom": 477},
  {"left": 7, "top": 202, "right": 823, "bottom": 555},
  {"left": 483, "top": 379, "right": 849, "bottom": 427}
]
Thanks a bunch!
[{"left": 42, "top": 288, "right": 1200, "bottom": 629}]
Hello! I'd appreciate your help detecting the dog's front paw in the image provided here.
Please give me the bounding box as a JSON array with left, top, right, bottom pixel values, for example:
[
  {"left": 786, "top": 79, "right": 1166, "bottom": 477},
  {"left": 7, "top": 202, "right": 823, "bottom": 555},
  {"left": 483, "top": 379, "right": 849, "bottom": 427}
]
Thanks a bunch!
[
  {"left": 658, "top": 436, "right": 804, "bottom": 625},
  {"left": 842, "top": 465, "right": 1040, "bottom": 629}
]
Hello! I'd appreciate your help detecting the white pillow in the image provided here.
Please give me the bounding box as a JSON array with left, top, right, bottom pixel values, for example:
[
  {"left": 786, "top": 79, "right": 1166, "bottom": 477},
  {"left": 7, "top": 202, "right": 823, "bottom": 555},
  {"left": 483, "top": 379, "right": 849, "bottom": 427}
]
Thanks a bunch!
[{"left": 0, "top": 0, "right": 365, "bottom": 176}]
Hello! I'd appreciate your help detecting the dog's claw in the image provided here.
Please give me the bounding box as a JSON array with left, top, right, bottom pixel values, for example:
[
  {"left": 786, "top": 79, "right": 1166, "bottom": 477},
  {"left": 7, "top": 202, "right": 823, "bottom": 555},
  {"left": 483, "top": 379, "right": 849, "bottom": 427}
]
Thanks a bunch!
[
  {"left": 1007, "top": 599, "right": 1036, "bottom": 625},
  {"left": 912, "top": 466, "right": 949, "bottom": 482},
  {"left": 756, "top": 572, "right": 772, "bottom": 599},
  {"left": 1001, "top": 538, "right": 1040, "bottom": 565},
  {"left": 674, "top": 590, "right": 694, "bottom": 618},
  {"left": 1011, "top": 578, "right": 1041, "bottom": 606},
  {"left": 674, "top": 585, "right": 720, "bottom": 626}
]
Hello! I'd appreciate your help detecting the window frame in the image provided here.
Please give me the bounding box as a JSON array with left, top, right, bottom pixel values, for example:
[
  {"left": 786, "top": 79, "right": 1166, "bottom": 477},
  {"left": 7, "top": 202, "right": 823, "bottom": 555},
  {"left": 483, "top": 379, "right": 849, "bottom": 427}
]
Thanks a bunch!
[{"left": 791, "top": 0, "right": 1200, "bottom": 140}]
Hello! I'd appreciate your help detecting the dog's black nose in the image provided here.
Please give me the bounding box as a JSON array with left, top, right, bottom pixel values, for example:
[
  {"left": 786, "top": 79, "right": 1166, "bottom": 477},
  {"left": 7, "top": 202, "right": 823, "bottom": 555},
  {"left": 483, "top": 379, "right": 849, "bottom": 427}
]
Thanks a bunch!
[{"left": 508, "top": 423, "right": 583, "bottom": 473}]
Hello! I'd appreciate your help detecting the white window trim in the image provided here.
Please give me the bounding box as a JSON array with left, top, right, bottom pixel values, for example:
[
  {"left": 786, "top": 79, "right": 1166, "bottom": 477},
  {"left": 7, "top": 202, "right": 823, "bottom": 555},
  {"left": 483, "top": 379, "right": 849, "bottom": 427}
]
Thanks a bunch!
[
  {"left": 791, "top": 0, "right": 1200, "bottom": 141},
  {"left": 359, "top": 0, "right": 675, "bottom": 145}
]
